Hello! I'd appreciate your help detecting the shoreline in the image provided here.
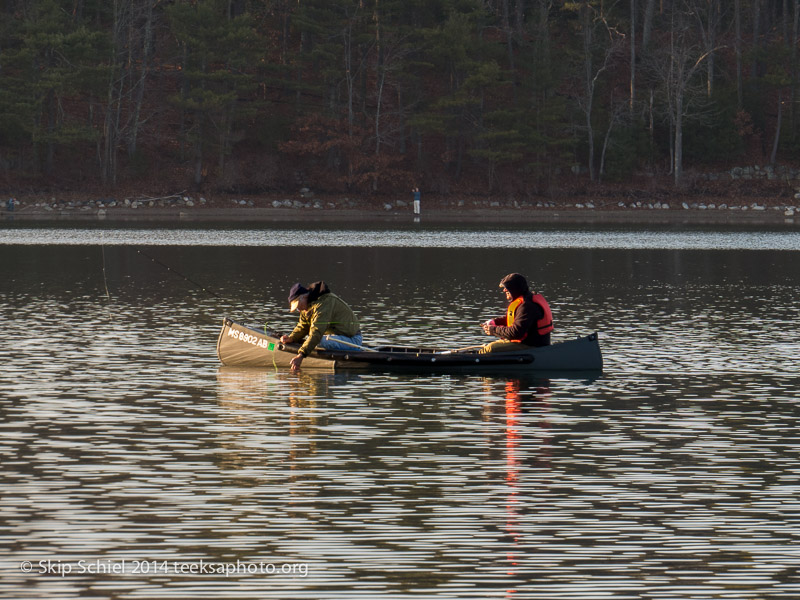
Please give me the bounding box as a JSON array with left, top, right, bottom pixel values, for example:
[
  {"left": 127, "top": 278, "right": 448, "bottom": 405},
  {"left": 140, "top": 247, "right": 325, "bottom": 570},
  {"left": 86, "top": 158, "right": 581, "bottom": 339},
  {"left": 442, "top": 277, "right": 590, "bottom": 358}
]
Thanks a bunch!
[
  {"left": 2, "top": 190, "right": 799, "bottom": 225},
  {"left": 2, "top": 206, "right": 799, "bottom": 226}
]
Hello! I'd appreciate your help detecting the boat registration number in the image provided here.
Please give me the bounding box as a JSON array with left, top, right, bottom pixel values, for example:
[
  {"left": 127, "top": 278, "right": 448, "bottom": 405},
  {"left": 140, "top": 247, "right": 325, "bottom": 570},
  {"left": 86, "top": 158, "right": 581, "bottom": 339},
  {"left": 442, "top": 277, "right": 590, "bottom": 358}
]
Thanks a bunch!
[{"left": 228, "top": 327, "right": 272, "bottom": 349}]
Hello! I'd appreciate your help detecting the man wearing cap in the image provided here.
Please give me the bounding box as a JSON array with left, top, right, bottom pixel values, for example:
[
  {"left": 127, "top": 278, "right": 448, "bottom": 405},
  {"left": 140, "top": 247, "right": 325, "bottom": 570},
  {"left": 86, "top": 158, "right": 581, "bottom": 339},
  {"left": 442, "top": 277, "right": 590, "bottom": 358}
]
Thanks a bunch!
[
  {"left": 480, "top": 273, "right": 553, "bottom": 354},
  {"left": 279, "top": 281, "right": 362, "bottom": 370}
]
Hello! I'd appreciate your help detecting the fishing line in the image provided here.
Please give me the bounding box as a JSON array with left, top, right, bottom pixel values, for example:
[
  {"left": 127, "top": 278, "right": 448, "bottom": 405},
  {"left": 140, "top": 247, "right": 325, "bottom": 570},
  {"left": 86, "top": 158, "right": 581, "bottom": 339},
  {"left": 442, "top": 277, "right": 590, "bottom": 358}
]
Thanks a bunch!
[
  {"left": 136, "top": 248, "right": 222, "bottom": 299},
  {"left": 101, "top": 232, "right": 111, "bottom": 300}
]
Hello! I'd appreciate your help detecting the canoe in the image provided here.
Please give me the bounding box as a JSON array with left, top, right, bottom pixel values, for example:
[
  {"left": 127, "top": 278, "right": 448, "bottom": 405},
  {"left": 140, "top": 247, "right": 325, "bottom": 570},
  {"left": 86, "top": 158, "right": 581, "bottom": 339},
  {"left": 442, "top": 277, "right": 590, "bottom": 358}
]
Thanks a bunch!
[{"left": 217, "top": 317, "right": 603, "bottom": 374}]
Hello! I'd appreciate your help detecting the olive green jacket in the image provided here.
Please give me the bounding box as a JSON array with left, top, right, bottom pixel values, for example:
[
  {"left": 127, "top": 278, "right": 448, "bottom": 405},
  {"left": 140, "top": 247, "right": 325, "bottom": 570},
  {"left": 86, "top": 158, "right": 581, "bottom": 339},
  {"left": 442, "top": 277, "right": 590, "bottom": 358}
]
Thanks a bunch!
[{"left": 288, "top": 293, "right": 360, "bottom": 356}]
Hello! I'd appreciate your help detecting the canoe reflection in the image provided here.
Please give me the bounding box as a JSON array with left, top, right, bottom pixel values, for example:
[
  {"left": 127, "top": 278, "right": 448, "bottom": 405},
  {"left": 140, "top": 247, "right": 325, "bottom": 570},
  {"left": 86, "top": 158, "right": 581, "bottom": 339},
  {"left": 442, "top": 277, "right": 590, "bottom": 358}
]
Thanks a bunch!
[{"left": 215, "top": 367, "right": 365, "bottom": 472}]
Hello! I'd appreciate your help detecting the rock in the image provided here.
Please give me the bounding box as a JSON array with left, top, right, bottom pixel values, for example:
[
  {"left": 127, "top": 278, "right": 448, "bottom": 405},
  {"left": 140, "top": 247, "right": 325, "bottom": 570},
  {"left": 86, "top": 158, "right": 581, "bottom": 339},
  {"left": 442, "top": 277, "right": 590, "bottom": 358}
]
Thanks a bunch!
[
  {"left": 662, "top": 203, "right": 670, "bottom": 209},
  {"left": 752, "top": 204, "right": 765, "bottom": 211},
  {"left": 785, "top": 208, "right": 795, "bottom": 216},
  {"left": 186, "top": 200, "right": 194, "bottom": 207},
  {"left": 383, "top": 203, "right": 393, "bottom": 211},
  {"left": 708, "top": 203, "right": 715, "bottom": 210},
  {"left": 272, "top": 200, "right": 282, "bottom": 208},
  {"left": 586, "top": 202, "right": 594, "bottom": 209},
  {"left": 718, "top": 204, "right": 727, "bottom": 210},
  {"left": 682, "top": 202, "right": 689, "bottom": 209},
  {"left": 575, "top": 203, "right": 585, "bottom": 208}
]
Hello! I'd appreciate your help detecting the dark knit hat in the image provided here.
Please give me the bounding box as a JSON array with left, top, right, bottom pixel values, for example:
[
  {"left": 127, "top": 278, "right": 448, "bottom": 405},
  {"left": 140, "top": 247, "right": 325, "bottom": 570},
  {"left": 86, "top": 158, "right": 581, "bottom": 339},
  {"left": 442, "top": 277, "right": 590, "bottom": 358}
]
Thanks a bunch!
[
  {"left": 288, "top": 282, "right": 308, "bottom": 303},
  {"left": 499, "top": 273, "right": 529, "bottom": 298}
]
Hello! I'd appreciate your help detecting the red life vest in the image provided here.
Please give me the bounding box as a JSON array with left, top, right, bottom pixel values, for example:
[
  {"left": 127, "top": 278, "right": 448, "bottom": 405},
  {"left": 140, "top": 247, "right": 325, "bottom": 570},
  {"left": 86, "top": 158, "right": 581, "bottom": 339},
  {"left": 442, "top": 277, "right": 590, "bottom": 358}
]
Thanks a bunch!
[{"left": 506, "top": 293, "right": 554, "bottom": 342}]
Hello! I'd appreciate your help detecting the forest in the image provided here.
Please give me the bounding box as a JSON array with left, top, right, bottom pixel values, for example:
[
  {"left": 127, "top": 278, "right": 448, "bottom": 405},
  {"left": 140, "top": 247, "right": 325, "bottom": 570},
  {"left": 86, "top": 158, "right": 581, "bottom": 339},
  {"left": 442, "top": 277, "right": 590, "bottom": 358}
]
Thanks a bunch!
[{"left": 1, "top": 0, "right": 799, "bottom": 201}]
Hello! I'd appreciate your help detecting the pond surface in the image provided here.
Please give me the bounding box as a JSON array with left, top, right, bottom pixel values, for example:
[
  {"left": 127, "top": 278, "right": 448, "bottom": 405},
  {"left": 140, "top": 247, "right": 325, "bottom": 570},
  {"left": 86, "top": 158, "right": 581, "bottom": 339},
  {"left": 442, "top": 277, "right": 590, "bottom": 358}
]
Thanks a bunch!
[{"left": 1, "top": 225, "right": 799, "bottom": 599}]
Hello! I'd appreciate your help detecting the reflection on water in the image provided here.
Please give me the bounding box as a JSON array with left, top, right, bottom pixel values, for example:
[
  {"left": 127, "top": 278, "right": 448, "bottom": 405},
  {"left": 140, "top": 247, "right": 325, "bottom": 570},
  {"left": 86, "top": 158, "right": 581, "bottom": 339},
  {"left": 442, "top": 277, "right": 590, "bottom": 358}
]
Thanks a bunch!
[{"left": 1, "top": 241, "right": 800, "bottom": 599}]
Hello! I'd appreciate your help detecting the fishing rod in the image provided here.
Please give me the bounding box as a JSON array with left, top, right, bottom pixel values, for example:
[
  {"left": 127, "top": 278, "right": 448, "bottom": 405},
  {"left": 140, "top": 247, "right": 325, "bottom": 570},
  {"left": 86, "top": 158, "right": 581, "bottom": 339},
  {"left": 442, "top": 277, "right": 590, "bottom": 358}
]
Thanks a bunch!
[{"left": 136, "top": 248, "right": 222, "bottom": 299}]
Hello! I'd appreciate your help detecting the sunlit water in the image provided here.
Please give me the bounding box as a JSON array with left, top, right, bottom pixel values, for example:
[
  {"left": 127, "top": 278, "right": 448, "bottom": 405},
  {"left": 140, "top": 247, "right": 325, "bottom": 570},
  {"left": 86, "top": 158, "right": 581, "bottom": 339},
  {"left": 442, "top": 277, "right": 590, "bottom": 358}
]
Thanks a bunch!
[
  {"left": 1, "top": 227, "right": 799, "bottom": 599},
  {"left": 3, "top": 224, "right": 800, "bottom": 250}
]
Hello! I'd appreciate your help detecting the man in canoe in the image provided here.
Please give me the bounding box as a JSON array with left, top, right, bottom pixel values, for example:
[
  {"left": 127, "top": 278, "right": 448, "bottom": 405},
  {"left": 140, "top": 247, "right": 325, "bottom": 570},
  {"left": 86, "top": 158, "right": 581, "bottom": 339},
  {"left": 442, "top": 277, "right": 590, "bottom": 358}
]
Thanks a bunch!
[
  {"left": 480, "top": 273, "right": 553, "bottom": 353},
  {"left": 279, "top": 281, "right": 362, "bottom": 370}
]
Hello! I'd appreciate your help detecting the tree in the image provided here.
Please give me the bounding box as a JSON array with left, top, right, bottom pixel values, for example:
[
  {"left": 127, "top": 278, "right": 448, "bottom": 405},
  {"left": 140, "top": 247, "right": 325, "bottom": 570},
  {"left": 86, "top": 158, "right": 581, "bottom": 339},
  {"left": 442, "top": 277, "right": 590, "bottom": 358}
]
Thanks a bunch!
[
  {"left": 0, "top": 0, "right": 106, "bottom": 176},
  {"left": 648, "top": 2, "right": 718, "bottom": 185},
  {"left": 167, "top": 0, "right": 260, "bottom": 187},
  {"left": 102, "top": 0, "right": 160, "bottom": 186},
  {"left": 565, "top": 0, "right": 626, "bottom": 182}
]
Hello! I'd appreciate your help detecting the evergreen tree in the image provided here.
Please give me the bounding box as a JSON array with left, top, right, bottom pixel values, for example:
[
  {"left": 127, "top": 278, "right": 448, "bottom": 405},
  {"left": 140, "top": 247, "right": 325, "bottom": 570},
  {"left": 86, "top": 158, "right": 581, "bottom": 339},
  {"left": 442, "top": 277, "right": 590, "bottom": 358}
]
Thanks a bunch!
[
  {"left": 0, "top": 0, "right": 107, "bottom": 176},
  {"left": 167, "top": 0, "right": 260, "bottom": 186}
]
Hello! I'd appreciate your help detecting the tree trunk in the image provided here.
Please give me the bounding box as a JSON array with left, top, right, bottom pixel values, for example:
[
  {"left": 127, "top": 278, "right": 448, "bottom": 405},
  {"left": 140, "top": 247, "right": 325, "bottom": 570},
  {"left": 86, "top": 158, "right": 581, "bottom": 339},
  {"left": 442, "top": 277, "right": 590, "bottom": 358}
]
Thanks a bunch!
[
  {"left": 674, "top": 91, "right": 683, "bottom": 185},
  {"left": 128, "top": 0, "right": 154, "bottom": 157},
  {"left": 735, "top": 0, "right": 743, "bottom": 108},
  {"left": 630, "top": 0, "right": 635, "bottom": 114},
  {"left": 791, "top": 0, "right": 799, "bottom": 140},
  {"left": 582, "top": 3, "right": 595, "bottom": 181},
  {"left": 751, "top": 0, "right": 761, "bottom": 78},
  {"left": 771, "top": 90, "right": 783, "bottom": 165},
  {"left": 641, "top": 0, "right": 656, "bottom": 51}
]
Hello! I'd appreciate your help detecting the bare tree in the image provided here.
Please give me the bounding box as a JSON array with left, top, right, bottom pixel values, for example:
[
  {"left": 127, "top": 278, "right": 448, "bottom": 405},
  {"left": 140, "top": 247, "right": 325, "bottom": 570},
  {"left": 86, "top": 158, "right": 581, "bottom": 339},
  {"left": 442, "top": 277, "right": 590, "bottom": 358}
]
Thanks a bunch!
[
  {"left": 101, "top": 0, "right": 158, "bottom": 186},
  {"left": 571, "top": 0, "right": 625, "bottom": 182},
  {"left": 650, "top": 2, "right": 719, "bottom": 185},
  {"left": 735, "top": 0, "right": 743, "bottom": 108},
  {"left": 693, "top": 0, "right": 724, "bottom": 97}
]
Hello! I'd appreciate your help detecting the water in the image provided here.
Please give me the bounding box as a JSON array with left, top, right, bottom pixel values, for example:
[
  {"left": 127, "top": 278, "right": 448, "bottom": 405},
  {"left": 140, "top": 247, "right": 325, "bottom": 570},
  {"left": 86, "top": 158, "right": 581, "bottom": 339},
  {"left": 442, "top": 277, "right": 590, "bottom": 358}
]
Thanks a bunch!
[
  {"left": 4, "top": 223, "right": 800, "bottom": 250},
  {"left": 1, "top": 225, "right": 799, "bottom": 599}
]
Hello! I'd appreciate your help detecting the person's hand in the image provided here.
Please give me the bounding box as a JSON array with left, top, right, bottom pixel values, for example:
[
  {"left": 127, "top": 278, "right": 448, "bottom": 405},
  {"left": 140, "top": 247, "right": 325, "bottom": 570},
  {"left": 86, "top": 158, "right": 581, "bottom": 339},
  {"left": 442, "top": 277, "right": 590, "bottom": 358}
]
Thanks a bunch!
[
  {"left": 481, "top": 320, "right": 496, "bottom": 336},
  {"left": 280, "top": 335, "right": 292, "bottom": 344},
  {"left": 290, "top": 354, "right": 304, "bottom": 371}
]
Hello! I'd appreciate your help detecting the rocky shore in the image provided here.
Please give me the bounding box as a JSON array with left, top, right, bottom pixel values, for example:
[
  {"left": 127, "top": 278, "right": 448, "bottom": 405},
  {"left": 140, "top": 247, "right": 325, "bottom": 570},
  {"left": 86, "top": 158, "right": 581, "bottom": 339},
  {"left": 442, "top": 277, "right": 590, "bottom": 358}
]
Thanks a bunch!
[{"left": 2, "top": 186, "right": 800, "bottom": 225}]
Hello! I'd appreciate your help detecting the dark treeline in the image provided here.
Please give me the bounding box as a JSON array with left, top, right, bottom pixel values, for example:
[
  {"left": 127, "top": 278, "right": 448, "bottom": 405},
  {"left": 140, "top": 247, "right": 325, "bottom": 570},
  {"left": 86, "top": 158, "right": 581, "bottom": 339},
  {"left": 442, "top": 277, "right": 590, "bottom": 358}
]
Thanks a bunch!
[{"left": 1, "top": 0, "right": 798, "bottom": 198}]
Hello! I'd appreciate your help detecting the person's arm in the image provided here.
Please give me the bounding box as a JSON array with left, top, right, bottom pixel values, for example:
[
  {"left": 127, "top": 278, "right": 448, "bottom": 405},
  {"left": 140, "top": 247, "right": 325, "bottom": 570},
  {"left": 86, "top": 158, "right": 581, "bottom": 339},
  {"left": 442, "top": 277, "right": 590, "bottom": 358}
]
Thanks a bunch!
[
  {"left": 492, "top": 302, "right": 541, "bottom": 340},
  {"left": 298, "top": 299, "right": 334, "bottom": 357},
  {"left": 284, "top": 315, "right": 310, "bottom": 344}
]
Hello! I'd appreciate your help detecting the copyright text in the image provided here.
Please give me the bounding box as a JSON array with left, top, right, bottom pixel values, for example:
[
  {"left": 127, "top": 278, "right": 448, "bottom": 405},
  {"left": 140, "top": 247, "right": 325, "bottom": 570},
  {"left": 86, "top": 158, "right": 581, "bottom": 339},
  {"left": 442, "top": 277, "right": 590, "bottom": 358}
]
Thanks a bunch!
[{"left": 19, "top": 559, "right": 308, "bottom": 578}]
